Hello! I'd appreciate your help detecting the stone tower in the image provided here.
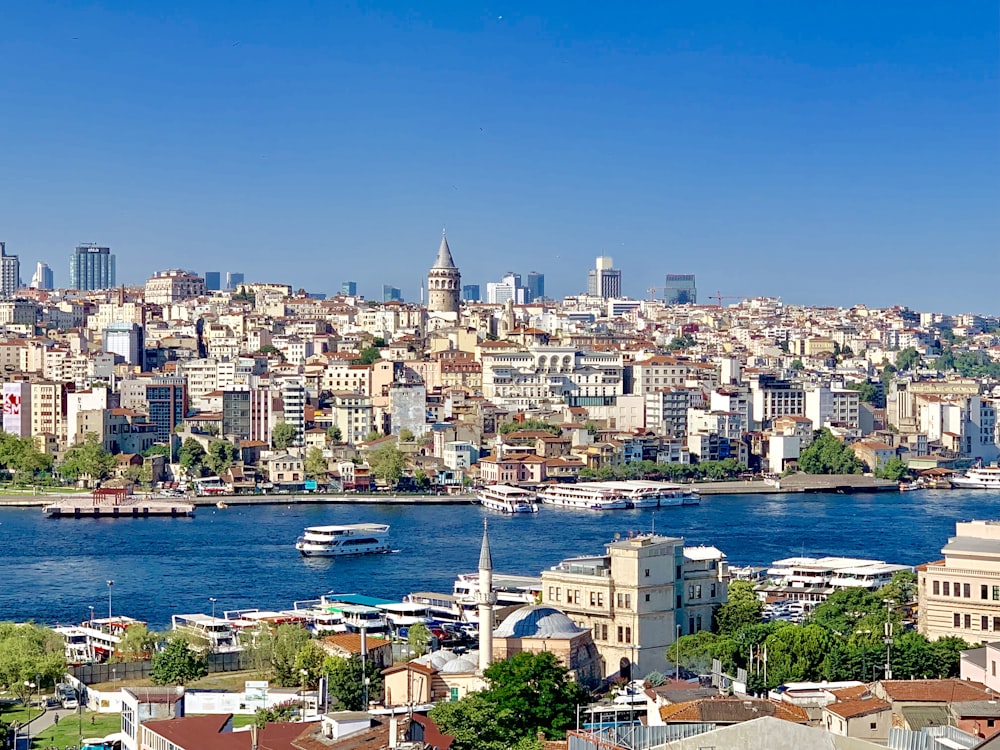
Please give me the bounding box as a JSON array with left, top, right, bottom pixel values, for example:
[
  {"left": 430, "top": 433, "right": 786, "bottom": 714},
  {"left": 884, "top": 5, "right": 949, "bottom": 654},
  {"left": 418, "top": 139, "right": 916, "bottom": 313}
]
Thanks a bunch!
[
  {"left": 427, "top": 231, "right": 461, "bottom": 315},
  {"left": 477, "top": 519, "right": 496, "bottom": 673}
]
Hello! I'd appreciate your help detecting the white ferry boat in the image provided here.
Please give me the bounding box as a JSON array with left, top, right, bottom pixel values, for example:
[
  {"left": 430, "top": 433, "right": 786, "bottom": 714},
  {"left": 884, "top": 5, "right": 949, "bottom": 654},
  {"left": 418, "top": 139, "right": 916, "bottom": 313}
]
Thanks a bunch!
[
  {"left": 537, "top": 483, "right": 629, "bottom": 510},
  {"left": 477, "top": 484, "right": 539, "bottom": 514},
  {"left": 295, "top": 523, "right": 391, "bottom": 557},
  {"left": 952, "top": 467, "right": 1000, "bottom": 489}
]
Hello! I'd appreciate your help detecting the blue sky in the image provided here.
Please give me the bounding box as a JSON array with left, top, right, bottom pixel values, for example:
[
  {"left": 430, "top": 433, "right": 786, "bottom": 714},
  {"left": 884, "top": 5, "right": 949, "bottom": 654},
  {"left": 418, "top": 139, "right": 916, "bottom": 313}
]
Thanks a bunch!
[{"left": 0, "top": 1, "right": 997, "bottom": 311}]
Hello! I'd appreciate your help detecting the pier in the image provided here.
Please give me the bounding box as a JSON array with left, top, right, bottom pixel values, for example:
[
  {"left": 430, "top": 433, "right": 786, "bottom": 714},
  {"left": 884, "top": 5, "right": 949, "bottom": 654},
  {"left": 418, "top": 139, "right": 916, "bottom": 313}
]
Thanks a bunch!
[{"left": 42, "top": 487, "right": 195, "bottom": 518}]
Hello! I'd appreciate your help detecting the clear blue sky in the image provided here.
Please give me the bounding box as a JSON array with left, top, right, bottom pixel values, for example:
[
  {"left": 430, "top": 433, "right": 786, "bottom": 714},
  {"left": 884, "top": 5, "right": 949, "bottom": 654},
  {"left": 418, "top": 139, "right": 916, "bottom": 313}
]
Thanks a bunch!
[{"left": 1, "top": 1, "right": 997, "bottom": 311}]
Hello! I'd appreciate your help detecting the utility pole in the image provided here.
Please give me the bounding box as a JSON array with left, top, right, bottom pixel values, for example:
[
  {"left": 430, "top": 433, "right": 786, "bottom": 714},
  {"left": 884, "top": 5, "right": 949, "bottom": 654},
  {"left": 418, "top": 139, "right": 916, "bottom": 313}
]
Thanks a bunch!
[{"left": 883, "top": 599, "right": 895, "bottom": 680}]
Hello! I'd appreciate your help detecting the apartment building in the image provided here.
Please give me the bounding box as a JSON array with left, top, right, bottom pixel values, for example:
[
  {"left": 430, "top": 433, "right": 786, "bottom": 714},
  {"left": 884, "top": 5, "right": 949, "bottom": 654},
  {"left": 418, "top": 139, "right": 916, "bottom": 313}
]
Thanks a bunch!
[
  {"left": 328, "top": 391, "right": 374, "bottom": 446},
  {"left": 481, "top": 346, "right": 624, "bottom": 409},
  {"left": 919, "top": 521, "right": 1000, "bottom": 642},
  {"left": 144, "top": 270, "right": 207, "bottom": 305},
  {"left": 750, "top": 374, "right": 806, "bottom": 428}
]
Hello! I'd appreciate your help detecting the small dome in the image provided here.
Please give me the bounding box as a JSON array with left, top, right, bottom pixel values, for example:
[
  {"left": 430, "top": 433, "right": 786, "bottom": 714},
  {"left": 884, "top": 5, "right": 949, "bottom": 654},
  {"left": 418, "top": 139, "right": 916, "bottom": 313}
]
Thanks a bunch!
[
  {"left": 439, "top": 657, "right": 478, "bottom": 674},
  {"left": 493, "top": 605, "right": 586, "bottom": 639}
]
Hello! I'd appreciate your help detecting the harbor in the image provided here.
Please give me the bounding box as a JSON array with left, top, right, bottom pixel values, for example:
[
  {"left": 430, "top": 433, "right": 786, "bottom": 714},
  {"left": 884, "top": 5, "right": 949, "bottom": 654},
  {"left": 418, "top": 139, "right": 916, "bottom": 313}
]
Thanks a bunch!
[{"left": 1, "top": 486, "right": 996, "bottom": 630}]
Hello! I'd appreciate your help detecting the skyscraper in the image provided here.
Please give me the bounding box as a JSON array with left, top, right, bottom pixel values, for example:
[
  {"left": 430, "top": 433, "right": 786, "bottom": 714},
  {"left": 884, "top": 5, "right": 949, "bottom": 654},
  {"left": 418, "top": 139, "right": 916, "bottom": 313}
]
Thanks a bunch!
[
  {"left": 204, "top": 271, "right": 222, "bottom": 291},
  {"left": 226, "top": 271, "right": 245, "bottom": 290},
  {"left": 29, "top": 262, "right": 54, "bottom": 290},
  {"left": 145, "top": 377, "right": 186, "bottom": 444},
  {"left": 664, "top": 274, "right": 697, "bottom": 304},
  {"left": 426, "top": 231, "right": 461, "bottom": 315},
  {"left": 0, "top": 243, "right": 19, "bottom": 297},
  {"left": 462, "top": 284, "right": 481, "bottom": 302},
  {"left": 526, "top": 272, "right": 544, "bottom": 302},
  {"left": 382, "top": 285, "right": 403, "bottom": 302},
  {"left": 70, "top": 244, "right": 115, "bottom": 290},
  {"left": 341, "top": 281, "right": 358, "bottom": 296},
  {"left": 587, "top": 256, "right": 622, "bottom": 299}
]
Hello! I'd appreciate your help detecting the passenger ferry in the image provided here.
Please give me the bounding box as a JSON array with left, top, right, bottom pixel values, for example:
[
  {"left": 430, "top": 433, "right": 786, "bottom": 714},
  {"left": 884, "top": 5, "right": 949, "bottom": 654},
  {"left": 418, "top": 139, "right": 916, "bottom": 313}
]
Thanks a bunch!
[
  {"left": 295, "top": 523, "right": 391, "bottom": 557},
  {"left": 477, "top": 484, "right": 539, "bottom": 513},
  {"left": 537, "top": 483, "right": 629, "bottom": 510},
  {"left": 952, "top": 466, "right": 1000, "bottom": 489}
]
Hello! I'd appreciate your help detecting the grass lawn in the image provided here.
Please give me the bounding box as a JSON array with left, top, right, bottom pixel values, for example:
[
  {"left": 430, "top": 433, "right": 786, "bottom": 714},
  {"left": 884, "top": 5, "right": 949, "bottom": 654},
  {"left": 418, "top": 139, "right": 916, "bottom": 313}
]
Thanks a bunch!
[
  {"left": 0, "top": 704, "right": 33, "bottom": 725},
  {"left": 31, "top": 712, "right": 120, "bottom": 747},
  {"left": 87, "top": 670, "right": 261, "bottom": 693}
]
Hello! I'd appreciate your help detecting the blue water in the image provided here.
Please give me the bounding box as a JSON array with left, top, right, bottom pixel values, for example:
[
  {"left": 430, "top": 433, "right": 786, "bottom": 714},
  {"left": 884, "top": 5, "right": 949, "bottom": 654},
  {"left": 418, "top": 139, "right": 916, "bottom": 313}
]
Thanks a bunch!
[{"left": 3, "top": 489, "right": 1000, "bottom": 630}]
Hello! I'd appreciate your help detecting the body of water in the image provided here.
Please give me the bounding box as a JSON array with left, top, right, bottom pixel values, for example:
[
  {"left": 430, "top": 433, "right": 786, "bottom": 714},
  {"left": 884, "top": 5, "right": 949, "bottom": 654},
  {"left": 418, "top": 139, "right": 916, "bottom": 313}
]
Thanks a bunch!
[{"left": 3, "top": 488, "right": 999, "bottom": 629}]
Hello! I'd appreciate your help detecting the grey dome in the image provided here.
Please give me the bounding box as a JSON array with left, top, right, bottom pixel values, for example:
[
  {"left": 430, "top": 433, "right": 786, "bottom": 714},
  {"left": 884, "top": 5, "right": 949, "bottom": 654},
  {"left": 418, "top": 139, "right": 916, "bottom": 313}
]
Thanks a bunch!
[
  {"left": 439, "top": 656, "right": 478, "bottom": 674},
  {"left": 493, "top": 605, "right": 586, "bottom": 639}
]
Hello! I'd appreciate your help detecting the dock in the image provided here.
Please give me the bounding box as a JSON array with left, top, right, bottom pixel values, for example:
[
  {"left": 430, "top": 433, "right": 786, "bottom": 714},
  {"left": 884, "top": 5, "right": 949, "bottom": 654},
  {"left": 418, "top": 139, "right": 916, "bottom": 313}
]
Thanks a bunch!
[
  {"left": 43, "top": 487, "right": 195, "bottom": 518},
  {"left": 695, "top": 474, "right": 900, "bottom": 495}
]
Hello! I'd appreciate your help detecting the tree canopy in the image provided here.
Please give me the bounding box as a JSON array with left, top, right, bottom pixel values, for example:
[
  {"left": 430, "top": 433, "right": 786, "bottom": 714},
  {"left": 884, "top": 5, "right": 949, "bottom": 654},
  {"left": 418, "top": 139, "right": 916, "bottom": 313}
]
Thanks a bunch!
[
  {"left": 0, "top": 433, "right": 53, "bottom": 483},
  {"left": 115, "top": 624, "right": 160, "bottom": 662},
  {"left": 58, "top": 433, "right": 116, "bottom": 483},
  {"left": 271, "top": 422, "right": 297, "bottom": 451},
  {"left": 0, "top": 622, "right": 67, "bottom": 703},
  {"left": 367, "top": 443, "right": 406, "bottom": 487},
  {"left": 498, "top": 419, "right": 561, "bottom": 436},
  {"left": 895, "top": 347, "right": 921, "bottom": 371},
  {"left": 206, "top": 439, "right": 237, "bottom": 476},
  {"left": 150, "top": 637, "right": 207, "bottom": 686},
  {"left": 303, "top": 447, "right": 328, "bottom": 480},
  {"left": 798, "top": 429, "right": 863, "bottom": 475},
  {"left": 323, "top": 654, "right": 383, "bottom": 711},
  {"left": 430, "top": 651, "right": 589, "bottom": 750},
  {"left": 714, "top": 581, "right": 763, "bottom": 636}
]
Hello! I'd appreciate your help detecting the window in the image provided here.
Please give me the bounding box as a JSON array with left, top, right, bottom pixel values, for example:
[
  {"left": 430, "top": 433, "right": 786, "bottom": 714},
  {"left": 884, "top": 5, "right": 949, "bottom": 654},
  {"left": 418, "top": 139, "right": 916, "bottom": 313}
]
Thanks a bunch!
[
  {"left": 710, "top": 583, "right": 717, "bottom": 598},
  {"left": 965, "top": 614, "right": 972, "bottom": 629},
  {"left": 450, "top": 687, "right": 459, "bottom": 702},
  {"left": 933, "top": 580, "right": 940, "bottom": 595},
  {"left": 993, "top": 661, "right": 997, "bottom": 677},
  {"left": 677, "top": 594, "right": 682, "bottom": 609},
  {"left": 645, "top": 593, "right": 651, "bottom": 602},
  {"left": 617, "top": 626, "right": 624, "bottom": 643},
  {"left": 602, "top": 624, "right": 608, "bottom": 641},
  {"left": 597, "top": 593, "right": 604, "bottom": 607},
  {"left": 676, "top": 565, "right": 682, "bottom": 579},
  {"left": 590, "top": 592, "right": 597, "bottom": 606},
  {"left": 954, "top": 613, "right": 961, "bottom": 627},
  {"left": 645, "top": 568, "right": 650, "bottom": 578},
  {"left": 993, "top": 586, "right": 999, "bottom": 601},
  {"left": 965, "top": 583, "right": 972, "bottom": 598},
  {"left": 625, "top": 626, "right": 632, "bottom": 643},
  {"left": 870, "top": 722, "right": 877, "bottom": 730},
  {"left": 696, "top": 615, "right": 703, "bottom": 631},
  {"left": 984, "top": 585, "right": 990, "bottom": 600},
  {"left": 689, "top": 616, "right": 695, "bottom": 633},
  {"left": 984, "top": 615, "right": 990, "bottom": 631},
  {"left": 944, "top": 582, "right": 950, "bottom": 596}
]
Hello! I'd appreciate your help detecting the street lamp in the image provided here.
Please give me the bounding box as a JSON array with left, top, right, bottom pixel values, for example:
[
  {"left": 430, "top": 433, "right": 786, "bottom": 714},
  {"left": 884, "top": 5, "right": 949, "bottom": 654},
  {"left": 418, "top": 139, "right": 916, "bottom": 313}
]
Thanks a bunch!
[
  {"left": 882, "top": 599, "right": 895, "bottom": 680},
  {"left": 88, "top": 605, "right": 95, "bottom": 624},
  {"left": 299, "top": 668, "right": 309, "bottom": 722},
  {"left": 107, "top": 579, "right": 115, "bottom": 620},
  {"left": 25, "top": 679, "right": 36, "bottom": 745},
  {"left": 209, "top": 597, "right": 218, "bottom": 619}
]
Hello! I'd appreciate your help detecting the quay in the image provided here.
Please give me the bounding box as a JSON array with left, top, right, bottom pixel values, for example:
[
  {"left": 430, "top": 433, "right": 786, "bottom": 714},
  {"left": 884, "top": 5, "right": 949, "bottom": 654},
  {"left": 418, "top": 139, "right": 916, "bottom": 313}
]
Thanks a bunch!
[
  {"left": 42, "top": 487, "right": 195, "bottom": 518},
  {"left": 695, "top": 474, "right": 899, "bottom": 494}
]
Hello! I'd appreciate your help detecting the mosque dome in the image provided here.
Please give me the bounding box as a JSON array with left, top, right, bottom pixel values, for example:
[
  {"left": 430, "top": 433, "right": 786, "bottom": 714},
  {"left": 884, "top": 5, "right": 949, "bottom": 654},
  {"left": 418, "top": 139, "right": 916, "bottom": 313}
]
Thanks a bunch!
[{"left": 493, "top": 605, "right": 586, "bottom": 639}]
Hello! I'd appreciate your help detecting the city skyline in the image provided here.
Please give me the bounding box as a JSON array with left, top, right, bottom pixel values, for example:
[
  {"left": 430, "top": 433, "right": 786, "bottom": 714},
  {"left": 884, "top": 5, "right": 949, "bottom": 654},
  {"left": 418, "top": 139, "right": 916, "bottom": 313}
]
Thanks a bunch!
[{"left": 0, "top": 3, "right": 996, "bottom": 310}]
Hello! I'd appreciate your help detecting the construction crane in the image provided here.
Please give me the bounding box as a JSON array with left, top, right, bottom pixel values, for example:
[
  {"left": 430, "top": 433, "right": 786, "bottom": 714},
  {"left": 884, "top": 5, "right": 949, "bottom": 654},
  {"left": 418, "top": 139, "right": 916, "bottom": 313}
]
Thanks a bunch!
[{"left": 713, "top": 290, "right": 747, "bottom": 307}]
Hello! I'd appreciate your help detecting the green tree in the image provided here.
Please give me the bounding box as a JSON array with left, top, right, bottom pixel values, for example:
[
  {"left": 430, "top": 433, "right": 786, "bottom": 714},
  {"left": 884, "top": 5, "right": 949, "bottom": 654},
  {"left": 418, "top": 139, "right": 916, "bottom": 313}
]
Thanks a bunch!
[
  {"left": 150, "top": 637, "right": 207, "bottom": 686},
  {"left": 206, "top": 439, "right": 237, "bottom": 476},
  {"left": 933, "top": 351, "right": 955, "bottom": 372},
  {"left": 407, "top": 622, "right": 431, "bottom": 657},
  {"left": 845, "top": 381, "right": 878, "bottom": 404},
  {"left": 115, "top": 624, "right": 160, "bottom": 662},
  {"left": 368, "top": 443, "right": 406, "bottom": 487},
  {"left": 876, "top": 456, "right": 909, "bottom": 481},
  {"left": 798, "top": 429, "right": 863, "bottom": 475},
  {"left": 398, "top": 428, "right": 415, "bottom": 443},
  {"left": 253, "top": 702, "right": 298, "bottom": 729},
  {"left": 790, "top": 359, "right": 804, "bottom": 371},
  {"left": 178, "top": 438, "right": 208, "bottom": 477},
  {"left": 304, "top": 447, "right": 328, "bottom": 480},
  {"left": 430, "top": 693, "right": 513, "bottom": 750},
  {"left": 0, "top": 623, "right": 67, "bottom": 702},
  {"left": 669, "top": 630, "right": 740, "bottom": 675},
  {"left": 666, "top": 333, "right": 696, "bottom": 351},
  {"left": 498, "top": 419, "right": 561, "bottom": 436},
  {"left": 293, "top": 640, "right": 328, "bottom": 688},
  {"left": 269, "top": 624, "right": 312, "bottom": 687},
  {"left": 354, "top": 346, "right": 382, "bottom": 365},
  {"left": 481, "top": 651, "right": 590, "bottom": 739},
  {"left": 895, "top": 347, "right": 921, "bottom": 371},
  {"left": 880, "top": 570, "right": 918, "bottom": 605},
  {"left": 323, "top": 655, "right": 383, "bottom": 711},
  {"left": 58, "top": 433, "right": 116, "bottom": 484},
  {"left": 271, "top": 422, "right": 297, "bottom": 451},
  {"left": 714, "top": 581, "right": 763, "bottom": 636},
  {"left": 364, "top": 430, "right": 382, "bottom": 442},
  {"left": 762, "top": 624, "right": 833, "bottom": 687},
  {"left": 327, "top": 425, "right": 343, "bottom": 444}
]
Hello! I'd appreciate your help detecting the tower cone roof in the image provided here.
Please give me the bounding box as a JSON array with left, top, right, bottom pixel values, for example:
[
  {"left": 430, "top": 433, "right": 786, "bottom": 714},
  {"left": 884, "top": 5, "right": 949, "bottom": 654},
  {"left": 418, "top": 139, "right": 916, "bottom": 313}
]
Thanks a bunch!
[
  {"left": 433, "top": 231, "right": 457, "bottom": 270},
  {"left": 479, "top": 519, "right": 493, "bottom": 572}
]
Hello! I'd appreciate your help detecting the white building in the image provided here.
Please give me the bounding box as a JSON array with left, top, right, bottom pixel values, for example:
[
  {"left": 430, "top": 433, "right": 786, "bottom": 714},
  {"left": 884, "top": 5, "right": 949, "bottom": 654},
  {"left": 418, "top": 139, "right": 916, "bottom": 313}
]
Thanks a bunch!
[{"left": 481, "top": 346, "right": 624, "bottom": 409}]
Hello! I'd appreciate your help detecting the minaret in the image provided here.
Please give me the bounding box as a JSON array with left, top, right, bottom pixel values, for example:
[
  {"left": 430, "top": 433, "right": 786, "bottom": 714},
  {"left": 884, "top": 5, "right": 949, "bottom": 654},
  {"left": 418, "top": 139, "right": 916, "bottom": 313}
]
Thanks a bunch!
[
  {"left": 477, "top": 519, "right": 496, "bottom": 673},
  {"left": 427, "top": 230, "right": 461, "bottom": 315}
]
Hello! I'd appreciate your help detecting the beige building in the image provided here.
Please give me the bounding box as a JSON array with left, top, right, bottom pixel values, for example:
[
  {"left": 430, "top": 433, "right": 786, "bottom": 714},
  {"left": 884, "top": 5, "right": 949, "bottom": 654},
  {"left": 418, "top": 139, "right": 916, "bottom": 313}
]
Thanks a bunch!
[
  {"left": 541, "top": 534, "right": 726, "bottom": 680},
  {"left": 492, "top": 605, "right": 602, "bottom": 688},
  {"left": 144, "top": 270, "right": 207, "bottom": 305},
  {"left": 919, "top": 521, "right": 1000, "bottom": 642},
  {"left": 328, "top": 391, "right": 374, "bottom": 446}
]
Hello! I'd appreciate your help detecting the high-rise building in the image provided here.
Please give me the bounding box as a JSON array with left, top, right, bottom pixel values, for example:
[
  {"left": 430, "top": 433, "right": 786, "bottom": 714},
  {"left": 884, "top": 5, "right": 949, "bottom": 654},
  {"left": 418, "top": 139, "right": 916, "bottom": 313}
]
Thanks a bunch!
[
  {"left": 226, "top": 272, "right": 245, "bottom": 290},
  {"left": 0, "top": 243, "right": 20, "bottom": 297},
  {"left": 462, "top": 284, "right": 481, "bottom": 302},
  {"left": 204, "top": 271, "right": 222, "bottom": 291},
  {"left": 526, "top": 272, "right": 544, "bottom": 302},
  {"left": 222, "top": 386, "right": 271, "bottom": 443},
  {"left": 70, "top": 244, "right": 115, "bottom": 290},
  {"left": 341, "top": 281, "right": 358, "bottom": 296},
  {"left": 587, "top": 256, "right": 621, "bottom": 299},
  {"left": 382, "top": 285, "right": 403, "bottom": 303},
  {"left": 29, "top": 262, "right": 54, "bottom": 291},
  {"left": 426, "top": 231, "right": 461, "bottom": 315},
  {"left": 486, "top": 272, "right": 527, "bottom": 305},
  {"left": 145, "top": 377, "right": 186, "bottom": 444},
  {"left": 280, "top": 379, "right": 306, "bottom": 448},
  {"left": 664, "top": 274, "right": 697, "bottom": 305},
  {"left": 103, "top": 322, "right": 145, "bottom": 368}
]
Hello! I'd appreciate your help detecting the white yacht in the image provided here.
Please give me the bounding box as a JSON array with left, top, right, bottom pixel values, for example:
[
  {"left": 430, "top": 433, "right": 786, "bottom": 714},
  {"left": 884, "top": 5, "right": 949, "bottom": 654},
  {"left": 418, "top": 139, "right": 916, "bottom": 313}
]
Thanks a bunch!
[
  {"left": 477, "top": 484, "right": 539, "bottom": 514},
  {"left": 295, "top": 523, "right": 391, "bottom": 557},
  {"left": 537, "top": 483, "right": 628, "bottom": 510},
  {"left": 595, "top": 481, "right": 661, "bottom": 508},
  {"left": 952, "top": 467, "right": 1000, "bottom": 489}
]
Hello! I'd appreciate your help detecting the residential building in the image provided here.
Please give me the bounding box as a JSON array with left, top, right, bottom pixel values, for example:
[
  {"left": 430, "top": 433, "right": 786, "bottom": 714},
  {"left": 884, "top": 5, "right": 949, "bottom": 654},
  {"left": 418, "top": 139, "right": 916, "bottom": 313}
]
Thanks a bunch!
[
  {"left": 0, "top": 242, "right": 19, "bottom": 297},
  {"left": 266, "top": 453, "right": 304, "bottom": 485},
  {"left": 750, "top": 374, "right": 806, "bottom": 428},
  {"left": 919, "top": 521, "right": 1000, "bottom": 642},
  {"left": 280, "top": 378, "right": 306, "bottom": 448},
  {"left": 221, "top": 387, "right": 271, "bottom": 443},
  {"left": 328, "top": 391, "right": 373, "bottom": 446},
  {"left": 664, "top": 274, "right": 697, "bottom": 305},
  {"left": 443, "top": 440, "right": 478, "bottom": 470},
  {"left": 69, "top": 244, "right": 115, "bottom": 290},
  {"left": 2, "top": 381, "right": 31, "bottom": 436},
  {"left": 144, "top": 270, "right": 207, "bottom": 305},
  {"left": 587, "top": 255, "right": 622, "bottom": 299},
  {"left": 103, "top": 322, "right": 144, "bottom": 368}
]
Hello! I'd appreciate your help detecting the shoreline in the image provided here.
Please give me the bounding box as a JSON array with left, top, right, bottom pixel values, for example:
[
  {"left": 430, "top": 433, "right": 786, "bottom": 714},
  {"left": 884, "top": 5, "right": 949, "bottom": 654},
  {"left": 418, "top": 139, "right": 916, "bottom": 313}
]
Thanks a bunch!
[{"left": 0, "top": 475, "right": 901, "bottom": 508}]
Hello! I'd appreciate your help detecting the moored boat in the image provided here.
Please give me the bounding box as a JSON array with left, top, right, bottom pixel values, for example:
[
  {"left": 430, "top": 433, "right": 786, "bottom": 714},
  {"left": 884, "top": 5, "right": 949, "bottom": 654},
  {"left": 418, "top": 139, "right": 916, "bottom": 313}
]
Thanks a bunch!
[
  {"left": 477, "top": 484, "right": 539, "bottom": 513},
  {"left": 951, "top": 467, "right": 1000, "bottom": 489},
  {"left": 537, "top": 483, "right": 628, "bottom": 510}
]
